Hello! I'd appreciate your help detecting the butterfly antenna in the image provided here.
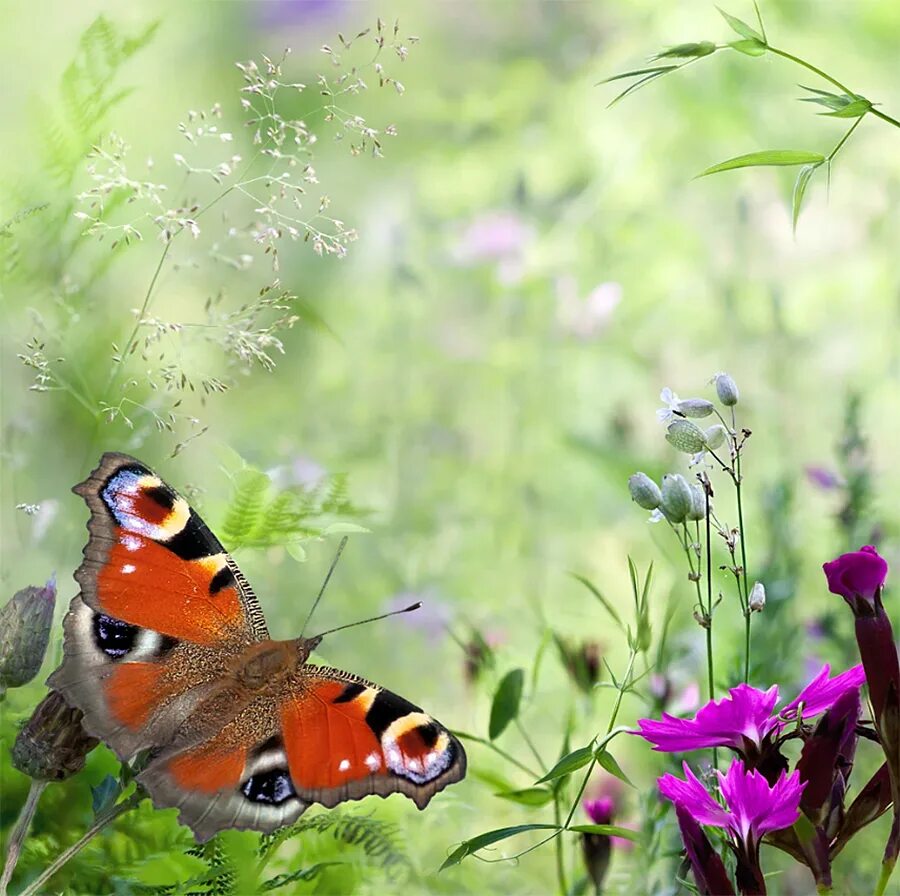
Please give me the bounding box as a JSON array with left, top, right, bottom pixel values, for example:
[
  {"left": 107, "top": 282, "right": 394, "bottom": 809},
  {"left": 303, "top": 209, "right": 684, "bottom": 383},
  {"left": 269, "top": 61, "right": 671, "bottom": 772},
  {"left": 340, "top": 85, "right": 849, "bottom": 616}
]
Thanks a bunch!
[
  {"left": 313, "top": 602, "right": 422, "bottom": 640},
  {"left": 299, "top": 536, "right": 349, "bottom": 639}
]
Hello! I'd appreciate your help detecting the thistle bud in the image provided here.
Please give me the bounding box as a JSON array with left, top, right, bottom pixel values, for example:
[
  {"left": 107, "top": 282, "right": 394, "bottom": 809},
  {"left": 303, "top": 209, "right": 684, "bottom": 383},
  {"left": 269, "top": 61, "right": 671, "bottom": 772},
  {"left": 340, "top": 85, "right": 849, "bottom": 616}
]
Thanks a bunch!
[
  {"left": 665, "top": 420, "right": 706, "bottom": 454},
  {"left": 12, "top": 691, "right": 99, "bottom": 781},
  {"left": 676, "top": 398, "right": 714, "bottom": 418},
  {"left": 703, "top": 424, "right": 727, "bottom": 451},
  {"left": 686, "top": 483, "right": 707, "bottom": 521},
  {"left": 0, "top": 577, "right": 56, "bottom": 695},
  {"left": 628, "top": 472, "right": 661, "bottom": 510},
  {"left": 660, "top": 474, "right": 692, "bottom": 523},
  {"left": 714, "top": 373, "right": 739, "bottom": 406},
  {"left": 748, "top": 581, "right": 766, "bottom": 612}
]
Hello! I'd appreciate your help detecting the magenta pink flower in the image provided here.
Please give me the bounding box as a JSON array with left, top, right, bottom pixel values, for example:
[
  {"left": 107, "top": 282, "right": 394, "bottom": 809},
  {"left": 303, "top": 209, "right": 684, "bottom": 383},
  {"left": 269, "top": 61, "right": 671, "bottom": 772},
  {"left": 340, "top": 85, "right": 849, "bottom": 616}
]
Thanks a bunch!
[
  {"left": 823, "top": 545, "right": 887, "bottom": 609},
  {"left": 637, "top": 665, "right": 865, "bottom": 758},
  {"left": 659, "top": 760, "right": 804, "bottom": 894}
]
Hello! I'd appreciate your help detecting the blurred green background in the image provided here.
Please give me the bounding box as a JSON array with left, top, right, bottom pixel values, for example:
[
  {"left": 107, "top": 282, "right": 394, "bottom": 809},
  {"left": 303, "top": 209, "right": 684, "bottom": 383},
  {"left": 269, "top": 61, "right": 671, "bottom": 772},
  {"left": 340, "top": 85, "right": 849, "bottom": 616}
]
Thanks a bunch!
[{"left": 2, "top": 1, "right": 900, "bottom": 893}]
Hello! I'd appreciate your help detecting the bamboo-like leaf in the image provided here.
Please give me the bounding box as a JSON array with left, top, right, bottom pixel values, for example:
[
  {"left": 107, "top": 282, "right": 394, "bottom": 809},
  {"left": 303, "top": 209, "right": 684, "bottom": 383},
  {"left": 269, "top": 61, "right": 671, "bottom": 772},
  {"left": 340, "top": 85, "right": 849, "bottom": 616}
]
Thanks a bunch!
[
  {"left": 717, "top": 7, "right": 764, "bottom": 42},
  {"left": 608, "top": 69, "right": 673, "bottom": 107},
  {"left": 598, "top": 65, "right": 678, "bottom": 85},
  {"left": 440, "top": 825, "right": 560, "bottom": 870},
  {"left": 820, "top": 99, "right": 871, "bottom": 118},
  {"left": 494, "top": 787, "right": 555, "bottom": 807},
  {"left": 595, "top": 749, "right": 635, "bottom": 788},
  {"left": 791, "top": 163, "right": 821, "bottom": 234},
  {"left": 698, "top": 150, "right": 825, "bottom": 177},
  {"left": 535, "top": 745, "right": 594, "bottom": 784},
  {"left": 652, "top": 41, "right": 716, "bottom": 60},
  {"left": 489, "top": 668, "right": 524, "bottom": 740},
  {"left": 569, "top": 824, "right": 641, "bottom": 842}
]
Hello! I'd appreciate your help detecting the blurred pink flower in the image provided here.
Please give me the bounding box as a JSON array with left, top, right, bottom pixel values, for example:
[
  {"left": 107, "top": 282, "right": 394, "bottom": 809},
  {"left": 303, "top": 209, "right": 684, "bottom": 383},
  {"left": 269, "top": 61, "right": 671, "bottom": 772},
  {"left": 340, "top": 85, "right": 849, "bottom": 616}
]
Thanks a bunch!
[
  {"left": 555, "top": 276, "right": 622, "bottom": 339},
  {"left": 268, "top": 456, "right": 327, "bottom": 490},
  {"left": 453, "top": 211, "right": 533, "bottom": 284},
  {"left": 805, "top": 465, "right": 842, "bottom": 490},
  {"left": 383, "top": 589, "right": 451, "bottom": 641}
]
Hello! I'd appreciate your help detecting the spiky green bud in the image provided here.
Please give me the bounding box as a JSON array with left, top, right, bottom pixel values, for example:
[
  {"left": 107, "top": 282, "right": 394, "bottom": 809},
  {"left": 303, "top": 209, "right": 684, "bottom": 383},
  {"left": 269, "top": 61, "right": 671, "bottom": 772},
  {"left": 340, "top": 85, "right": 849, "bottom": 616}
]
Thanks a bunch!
[
  {"left": 665, "top": 420, "right": 706, "bottom": 454},
  {"left": 676, "top": 398, "right": 714, "bottom": 418},
  {"left": 704, "top": 424, "right": 727, "bottom": 451},
  {"left": 714, "top": 373, "right": 739, "bottom": 406},
  {"left": 628, "top": 472, "right": 662, "bottom": 510},
  {"left": 660, "top": 474, "right": 692, "bottom": 523},
  {"left": 0, "top": 577, "right": 56, "bottom": 695}
]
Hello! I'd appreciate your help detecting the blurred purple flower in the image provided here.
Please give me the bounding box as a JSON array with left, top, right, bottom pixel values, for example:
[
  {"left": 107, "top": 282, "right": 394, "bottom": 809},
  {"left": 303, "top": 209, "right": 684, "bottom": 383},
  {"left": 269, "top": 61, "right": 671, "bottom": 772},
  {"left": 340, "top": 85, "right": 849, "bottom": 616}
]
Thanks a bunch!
[
  {"left": 383, "top": 589, "right": 451, "bottom": 641},
  {"left": 255, "top": 0, "right": 341, "bottom": 29},
  {"left": 805, "top": 465, "right": 842, "bottom": 491},
  {"left": 453, "top": 211, "right": 533, "bottom": 284},
  {"left": 555, "top": 276, "right": 622, "bottom": 339},
  {"left": 268, "top": 456, "right": 327, "bottom": 491}
]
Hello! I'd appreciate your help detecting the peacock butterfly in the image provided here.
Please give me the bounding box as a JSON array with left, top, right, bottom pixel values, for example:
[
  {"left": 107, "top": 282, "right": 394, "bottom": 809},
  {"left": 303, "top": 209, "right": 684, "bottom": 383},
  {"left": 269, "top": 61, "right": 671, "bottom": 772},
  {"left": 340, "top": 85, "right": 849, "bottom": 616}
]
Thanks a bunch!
[{"left": 48, "top": 452, "right": 466, "bottom": 842}]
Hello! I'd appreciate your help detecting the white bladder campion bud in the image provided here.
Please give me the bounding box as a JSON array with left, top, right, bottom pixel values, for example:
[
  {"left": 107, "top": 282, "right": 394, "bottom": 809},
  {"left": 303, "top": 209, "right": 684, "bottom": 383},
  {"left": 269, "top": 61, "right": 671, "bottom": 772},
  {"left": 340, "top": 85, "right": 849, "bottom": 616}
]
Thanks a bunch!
[
  {"left": 676, "top": 398, "right": 714, "bottom": 418},
  {"left": 714, "top": 373, "right": 739, "bottom": 407},
  {"left": 687, "top": 482, "right": 707, "bottom": 521},
  {"left": 628, "top": 472, "right": 662, "bottom": 510},
  {"left": 749, "top": 581, "right": 766, "bottom": 612},
  {"left": 703, "top": 424, "right": 728, "bottom": 451},
  {"left": 665, "top": 420, "right": 706, "bottom": 454},
  {"left": 660, "top": 474, "right": 693, "bottom": 523}
]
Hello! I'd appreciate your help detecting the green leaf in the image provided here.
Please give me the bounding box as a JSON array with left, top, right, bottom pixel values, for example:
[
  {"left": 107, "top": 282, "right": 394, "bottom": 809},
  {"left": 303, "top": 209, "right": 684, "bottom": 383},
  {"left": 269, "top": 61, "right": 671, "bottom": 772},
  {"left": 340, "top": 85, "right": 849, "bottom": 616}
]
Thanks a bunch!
[
  {"left": 535, "top": 745, "right": 594, "bottom": 784},
  {"left": 489, "top": 668, "right": 524, "bottom": 739},
  {"left": 594, "top": 749, "right": 634, "bottom": 788},
  {"left": 717, "top": 7, "right": 764, "bottom": 42},
  {"left": 130, "top": 853, "right": 208, "bottom": 887},
  {"left": 569, "top": 573, "right": 624, "bottom": 631},
  {"left": 322, "top": 521, "right": 370, "bottom": 535},
  {"left": 262, "top": 862, "right": 345, "bottom": 891},
  {"left": 729, "top": 38, "right": 767, "bottom": 56},
  {"left": 653, "top": 41, "right": 716, "bottom": 59},
  {"left": 494, "top": 787, "right": 555, "bottom": 807},
  {"left": 440, "top": 825, "right": 560, "bottom": 870},
  {"left": 608, "top": 69, "right": 673, "bottom": 107},
  {"left": 698, "top": 150, "right": 826, "bottom": 177},
  {"left": 820, "top": 99, "right": 871, "bottom": 118},
  {"left": 286, "top": 542, "right": 308, "bottom": 563},
  {"left": 569, "top": 824, "right": 641, "bottom": 842},
  {"left": 598, "top": 65, "right": 678, "bottom": 85},
  {"left": 791, "top": 162, "right": 821, "bottom": 234}
]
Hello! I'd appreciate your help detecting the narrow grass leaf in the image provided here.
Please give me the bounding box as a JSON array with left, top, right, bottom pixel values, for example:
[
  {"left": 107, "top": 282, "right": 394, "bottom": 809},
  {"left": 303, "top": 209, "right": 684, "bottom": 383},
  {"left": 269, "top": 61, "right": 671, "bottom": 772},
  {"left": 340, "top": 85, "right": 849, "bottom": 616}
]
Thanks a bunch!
[
  {"left": 608, "top": 69, "right": 674, "bottom": 107},
  {"left": 569, "top": 573, "right": 624, "bottom": 630},
  {"left": 652, "top": 41, "right": 716, "bottom": 60},
  {"left": 729, "top": 38, "right": 766, "bottom": 57},
  {"left": 570, "top": 824, "right": 641, "bottom": 842},
  {"left": 791, "top": 163, "right": 820, "bottom": 234},
  {"left": 698, "top": 150, "right": 825, "bottom": 177},
  {"left": 489, "top": 668, "right": 524, "bottom": 740},
  {"left": 820, "top": 99, "right": 871, "bottom": 118},
  {"left": 598, "top": 65, "right": 678, "bottom": 85}
]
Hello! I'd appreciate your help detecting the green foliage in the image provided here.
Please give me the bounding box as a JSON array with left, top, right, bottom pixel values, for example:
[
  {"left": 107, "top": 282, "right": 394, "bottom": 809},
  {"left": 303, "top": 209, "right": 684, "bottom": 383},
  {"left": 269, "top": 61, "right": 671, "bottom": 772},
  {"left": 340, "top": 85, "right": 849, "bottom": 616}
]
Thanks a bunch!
[{"left": 488, "top": 668, "right": 524, "bottom": 740}]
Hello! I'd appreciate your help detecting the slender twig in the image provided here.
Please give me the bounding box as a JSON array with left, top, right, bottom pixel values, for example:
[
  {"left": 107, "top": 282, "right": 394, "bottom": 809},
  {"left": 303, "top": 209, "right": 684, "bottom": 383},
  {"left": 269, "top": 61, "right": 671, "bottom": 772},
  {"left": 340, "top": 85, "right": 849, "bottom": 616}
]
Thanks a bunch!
[
  {"left": 731, "top": 408, "right": 751, "bottom": 683},
  {"left": 18, "top": 794, "right": 142, "bottom": 896},
  {"left": 0, "top": 780, "right": 47, "bottom": 896},
  {"left": 703, "top": 476, "right": 718, "bottom": 771},
  {"left": 452, "top": 732, "right": 541, "bottom": 781}
]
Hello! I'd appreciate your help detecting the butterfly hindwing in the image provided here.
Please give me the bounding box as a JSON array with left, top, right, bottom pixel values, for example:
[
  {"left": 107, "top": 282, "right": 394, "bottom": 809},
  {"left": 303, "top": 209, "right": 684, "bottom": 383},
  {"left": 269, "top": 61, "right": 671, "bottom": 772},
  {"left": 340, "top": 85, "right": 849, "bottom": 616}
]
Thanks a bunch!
[{"left": 282, "top": 667, "right": 466, "bottom": 810}]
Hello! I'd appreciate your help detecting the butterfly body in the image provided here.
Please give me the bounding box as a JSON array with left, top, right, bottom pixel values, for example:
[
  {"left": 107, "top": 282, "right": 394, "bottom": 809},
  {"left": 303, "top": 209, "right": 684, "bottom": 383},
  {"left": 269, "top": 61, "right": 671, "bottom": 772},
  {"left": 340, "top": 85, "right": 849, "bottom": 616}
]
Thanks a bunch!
[{"left": 48, "top": 453, "right": 465, "bottom": 841}]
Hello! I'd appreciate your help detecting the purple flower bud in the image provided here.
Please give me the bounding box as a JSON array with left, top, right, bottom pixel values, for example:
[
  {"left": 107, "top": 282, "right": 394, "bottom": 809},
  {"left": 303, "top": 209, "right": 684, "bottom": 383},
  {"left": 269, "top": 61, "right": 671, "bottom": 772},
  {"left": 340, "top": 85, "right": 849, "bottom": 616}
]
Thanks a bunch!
[
  {"left": 0, "top": 577, "right": 56, "bottom": 694},
  {"left": 673, "top": 804, "right": 735, "bottom": 896},
  {"left": 823, "top": 545, "right": 887, "bottom": 610}
]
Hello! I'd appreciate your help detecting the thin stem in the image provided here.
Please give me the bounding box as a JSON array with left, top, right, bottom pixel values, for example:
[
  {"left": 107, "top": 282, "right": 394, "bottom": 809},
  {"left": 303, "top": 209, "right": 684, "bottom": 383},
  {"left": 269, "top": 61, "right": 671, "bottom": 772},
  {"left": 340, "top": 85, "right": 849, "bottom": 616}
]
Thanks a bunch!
[
  {"left": 732, "top": 408, "right": 751, "bottom": 683},
  {"left": 0, "top": 780, "right": 47, "bottom": 896},
  {"left": 515, "top": 719, "right": 546, "bottom": 774},
  {"left": 827, "top": 114, "right": 865, "bottom": 162},
  {"left": 452, "top": 732, "right": 541, "bottom": 781},
  {"left": 18, "top": 794, "right": 141, "bottom": 896},
  {"left": 704, "top": 479, "right": 718, "bottom": 771},
  {"left": 552, "top": 792, "right": 568, "bottom": 896}
]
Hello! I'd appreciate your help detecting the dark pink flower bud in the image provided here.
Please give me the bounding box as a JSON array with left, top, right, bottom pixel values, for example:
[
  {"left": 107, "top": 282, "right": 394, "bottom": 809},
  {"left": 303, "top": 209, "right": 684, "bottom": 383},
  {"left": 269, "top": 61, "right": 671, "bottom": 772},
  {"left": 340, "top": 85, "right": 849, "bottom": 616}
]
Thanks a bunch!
[
  {"left": 823, "top": 545, "right": 887, "bottom": 611},
  {"left": 673, "top": 805, "right": 735, "bottom": 895}
]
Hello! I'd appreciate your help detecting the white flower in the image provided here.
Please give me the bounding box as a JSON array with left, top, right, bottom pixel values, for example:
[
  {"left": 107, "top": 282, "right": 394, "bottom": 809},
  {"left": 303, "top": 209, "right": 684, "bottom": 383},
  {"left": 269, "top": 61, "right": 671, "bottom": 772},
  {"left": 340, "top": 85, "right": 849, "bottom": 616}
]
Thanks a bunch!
[{"left": 656, "top": 387, "right": 681, "bottom": 424}]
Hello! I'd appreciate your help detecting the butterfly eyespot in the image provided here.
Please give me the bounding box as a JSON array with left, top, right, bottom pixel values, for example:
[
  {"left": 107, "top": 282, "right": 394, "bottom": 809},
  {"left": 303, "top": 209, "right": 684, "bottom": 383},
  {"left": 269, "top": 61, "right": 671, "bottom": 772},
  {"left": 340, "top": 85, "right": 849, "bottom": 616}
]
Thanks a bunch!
[
  {"left": 241, "top": 768, "right": 296, "bottom": 805},
  {"left": 92, "top": 613, "right": 139, "bottom": 659}
]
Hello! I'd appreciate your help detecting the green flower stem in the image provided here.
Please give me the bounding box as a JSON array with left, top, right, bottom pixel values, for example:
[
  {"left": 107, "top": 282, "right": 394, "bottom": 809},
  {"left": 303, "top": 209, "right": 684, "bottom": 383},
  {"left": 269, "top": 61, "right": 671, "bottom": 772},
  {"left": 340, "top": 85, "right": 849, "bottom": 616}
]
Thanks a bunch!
[
  {"left": 452, "top": 732, "right": 541, "bottom": 781},
  {"left": 731, "top": 409, "right": 751, "bottom": 683},
  {"left": 0, "top": 780, "right": 47, "bottom": 896},
  {"left": 703, "top": 485, "right": 718, "bottom": 771},
  {"left": 875, "top": 855, "right": 896, "bottom": 896},
  {"left": 552, "top": 791, "right": 568, "bottom": 896},
  {"left": 18, "top": 793, "right": 142, "bottom": 896}
]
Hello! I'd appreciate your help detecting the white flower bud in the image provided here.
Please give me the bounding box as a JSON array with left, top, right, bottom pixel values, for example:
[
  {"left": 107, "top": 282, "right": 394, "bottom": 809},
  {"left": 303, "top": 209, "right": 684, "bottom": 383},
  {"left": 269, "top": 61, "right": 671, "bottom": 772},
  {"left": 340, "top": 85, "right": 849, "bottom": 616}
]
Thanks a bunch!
[
  {"left": 714, "top": 373, "right": 739, "bottom": 406},
  {"left": 686, "top": 483, "right": 707, "bottom": 521},
  {"left": 666, "top": 420, "right": 706, "bottom": 454},
  {"left": 628, "top": 473, "right": 662, "bottom": 510},
  {"left": 676, "top": 398, "right": 714, "bottom": 418},
  {"left": 660, "top": 474, "right": 692, "bottom": 523},
  {"left": 703, "top": 424, "right": 727, "bottom": 451},
  {"left": 749, "top": 581, "right": 766, "bottom": 612}
]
